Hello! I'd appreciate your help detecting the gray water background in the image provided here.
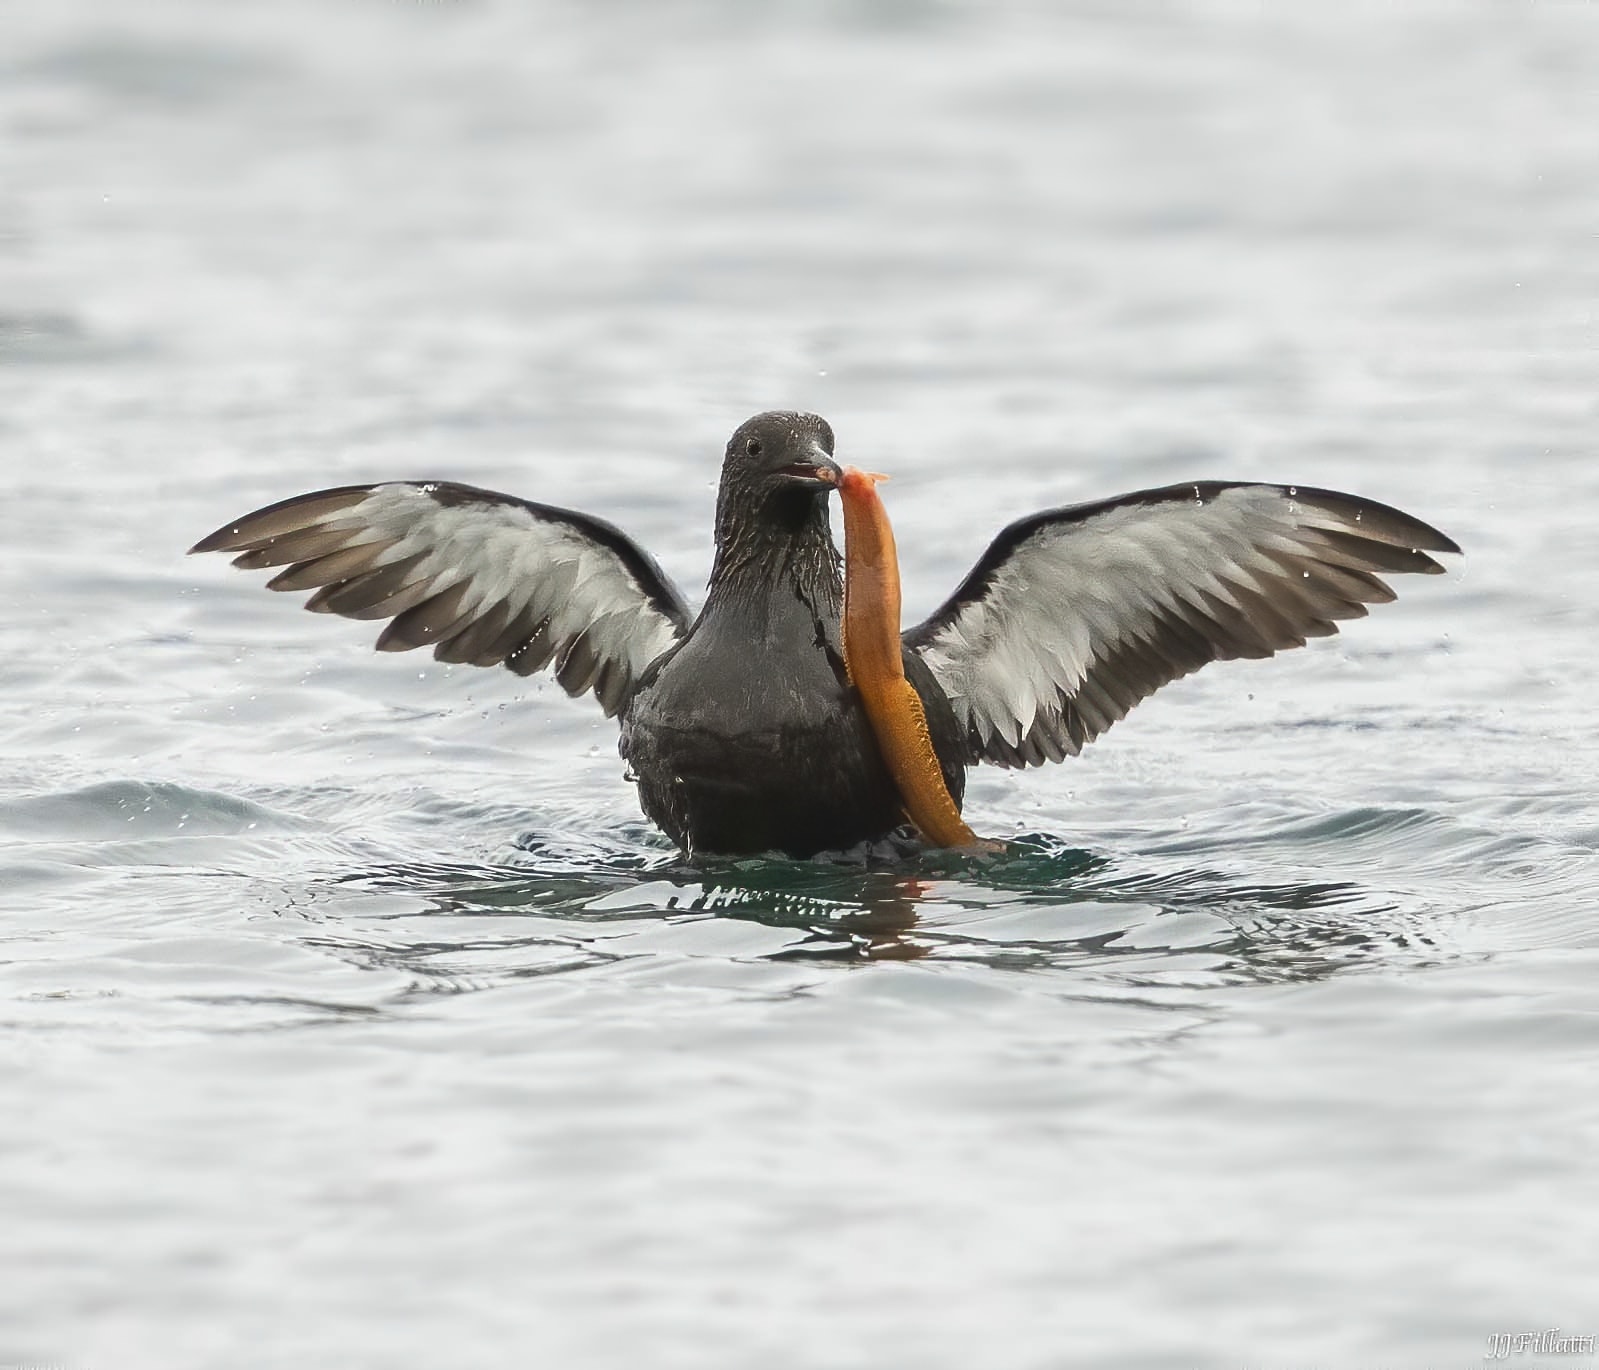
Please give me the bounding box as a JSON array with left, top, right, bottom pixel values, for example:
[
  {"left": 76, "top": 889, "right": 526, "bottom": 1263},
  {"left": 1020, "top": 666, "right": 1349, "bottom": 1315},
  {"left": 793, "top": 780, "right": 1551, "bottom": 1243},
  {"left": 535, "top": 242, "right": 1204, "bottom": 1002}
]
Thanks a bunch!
[{"left": 2, "top": 2, "right": 1597, "bottom": 1367}]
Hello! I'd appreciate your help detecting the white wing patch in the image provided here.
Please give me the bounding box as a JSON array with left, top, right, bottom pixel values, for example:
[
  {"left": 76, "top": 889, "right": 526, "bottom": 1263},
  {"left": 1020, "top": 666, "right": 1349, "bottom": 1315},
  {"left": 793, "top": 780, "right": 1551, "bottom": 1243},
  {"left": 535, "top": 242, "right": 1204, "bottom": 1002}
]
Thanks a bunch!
[
  {"left": 192, "top": 481, "right": 690, "bottom": 716},
  {"left": 909, "top": 483, "right": 1457, "bottom": 767}
]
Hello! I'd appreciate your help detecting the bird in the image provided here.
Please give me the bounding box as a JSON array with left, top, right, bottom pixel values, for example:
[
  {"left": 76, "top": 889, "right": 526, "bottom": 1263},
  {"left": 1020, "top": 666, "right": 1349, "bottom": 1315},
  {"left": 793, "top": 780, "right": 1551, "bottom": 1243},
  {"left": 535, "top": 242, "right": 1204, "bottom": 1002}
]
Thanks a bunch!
[{"left": 189, "top": 410, "right": 1459, "bottom": 859}]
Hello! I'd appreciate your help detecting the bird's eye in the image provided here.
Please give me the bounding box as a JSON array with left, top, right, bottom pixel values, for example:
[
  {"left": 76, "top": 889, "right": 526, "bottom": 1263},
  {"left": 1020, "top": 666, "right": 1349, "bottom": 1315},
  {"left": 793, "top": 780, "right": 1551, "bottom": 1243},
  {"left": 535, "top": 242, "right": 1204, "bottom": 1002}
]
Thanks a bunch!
[{"left": 745, "top": 438, "right": 763, "bottom": 457}]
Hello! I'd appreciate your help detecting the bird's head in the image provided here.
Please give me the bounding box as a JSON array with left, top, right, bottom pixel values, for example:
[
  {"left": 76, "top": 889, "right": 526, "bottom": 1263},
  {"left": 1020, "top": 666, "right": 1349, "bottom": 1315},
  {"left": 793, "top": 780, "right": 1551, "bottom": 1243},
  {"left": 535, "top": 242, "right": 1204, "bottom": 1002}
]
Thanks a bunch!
[
  {"left": 707, "top": 411, "right": 846, "bottom": 590},
  {"left": 722, "top": 411, "right": 842, "bottom": 491},
  {"left": 713, "top": 410, "right": 843, "bottom": 548}
]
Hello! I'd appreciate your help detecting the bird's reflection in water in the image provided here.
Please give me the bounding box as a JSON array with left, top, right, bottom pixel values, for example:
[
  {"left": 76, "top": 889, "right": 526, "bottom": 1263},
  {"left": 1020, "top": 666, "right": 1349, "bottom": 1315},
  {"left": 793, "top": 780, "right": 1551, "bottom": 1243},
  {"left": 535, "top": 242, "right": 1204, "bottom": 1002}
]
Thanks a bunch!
[
  {"left": 321, "top": 829, "right": 1433, "bottom": 981},
  {"left": 335, "top": 833, "right": 1106, "bottom": 961},
  {"left": 685, "top": 863, "right": 942, "bottom": 960}
]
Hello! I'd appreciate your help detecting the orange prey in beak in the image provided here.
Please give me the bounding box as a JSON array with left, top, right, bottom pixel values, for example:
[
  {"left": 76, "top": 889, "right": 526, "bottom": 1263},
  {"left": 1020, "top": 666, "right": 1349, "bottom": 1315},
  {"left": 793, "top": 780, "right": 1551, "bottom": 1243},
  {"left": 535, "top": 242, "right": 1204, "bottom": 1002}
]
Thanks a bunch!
[{"left": 836, "top": 467, "right": 993, "bottom": 851}]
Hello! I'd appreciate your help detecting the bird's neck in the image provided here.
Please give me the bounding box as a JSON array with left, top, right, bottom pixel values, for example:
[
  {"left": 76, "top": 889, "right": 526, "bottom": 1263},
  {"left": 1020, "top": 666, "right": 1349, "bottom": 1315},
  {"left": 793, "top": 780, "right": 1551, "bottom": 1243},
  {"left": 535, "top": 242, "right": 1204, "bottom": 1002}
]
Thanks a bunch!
[{"left": 705, "top": 487, "right": 842, "bottom": 623}]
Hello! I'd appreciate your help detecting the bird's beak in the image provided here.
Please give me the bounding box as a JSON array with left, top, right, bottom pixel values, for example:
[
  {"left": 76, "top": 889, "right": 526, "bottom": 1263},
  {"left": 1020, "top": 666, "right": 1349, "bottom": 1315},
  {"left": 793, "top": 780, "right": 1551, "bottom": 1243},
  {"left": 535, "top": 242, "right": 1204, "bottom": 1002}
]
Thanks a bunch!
[{"left": 777, "top": 445, "right": 844, "bottom": 488}]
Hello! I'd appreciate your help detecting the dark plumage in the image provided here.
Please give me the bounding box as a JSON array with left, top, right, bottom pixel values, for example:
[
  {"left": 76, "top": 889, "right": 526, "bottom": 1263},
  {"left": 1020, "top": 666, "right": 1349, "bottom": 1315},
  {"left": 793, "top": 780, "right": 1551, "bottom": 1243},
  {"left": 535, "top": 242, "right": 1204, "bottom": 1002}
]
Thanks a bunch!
[{"left": 190, "top": 410, "right": 1459, "bottom": 858}]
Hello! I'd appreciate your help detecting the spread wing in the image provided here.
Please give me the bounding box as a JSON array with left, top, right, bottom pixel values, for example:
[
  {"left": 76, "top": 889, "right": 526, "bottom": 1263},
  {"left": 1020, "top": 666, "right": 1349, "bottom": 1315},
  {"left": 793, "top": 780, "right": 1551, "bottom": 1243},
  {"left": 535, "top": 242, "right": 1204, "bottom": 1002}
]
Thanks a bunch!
[
  {"left": 190, "top": 481, "right": 692, "bottom": 716},
  {"left": 904, "top": 481, "right": 1460, "bottom": 767}
]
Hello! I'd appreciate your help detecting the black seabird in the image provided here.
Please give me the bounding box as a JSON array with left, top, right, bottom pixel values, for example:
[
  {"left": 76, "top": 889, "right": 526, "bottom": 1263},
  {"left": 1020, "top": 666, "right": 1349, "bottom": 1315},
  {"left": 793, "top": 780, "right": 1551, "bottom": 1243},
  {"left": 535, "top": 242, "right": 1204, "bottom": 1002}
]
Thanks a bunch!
[{"left": 190, "top": 410, "right": 1459, "bottom": 858}]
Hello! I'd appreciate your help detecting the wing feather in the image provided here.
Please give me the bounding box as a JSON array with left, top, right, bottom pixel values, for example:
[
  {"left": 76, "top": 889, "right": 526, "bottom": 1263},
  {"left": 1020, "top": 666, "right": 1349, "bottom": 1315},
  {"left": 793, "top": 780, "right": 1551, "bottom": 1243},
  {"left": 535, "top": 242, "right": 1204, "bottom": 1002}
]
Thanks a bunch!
[
  {"left": 905, "top": 481, "right": 1458, "bottom": 767},
  {"left": 191, "top": 481, "right": 691, "bottom": 717}
]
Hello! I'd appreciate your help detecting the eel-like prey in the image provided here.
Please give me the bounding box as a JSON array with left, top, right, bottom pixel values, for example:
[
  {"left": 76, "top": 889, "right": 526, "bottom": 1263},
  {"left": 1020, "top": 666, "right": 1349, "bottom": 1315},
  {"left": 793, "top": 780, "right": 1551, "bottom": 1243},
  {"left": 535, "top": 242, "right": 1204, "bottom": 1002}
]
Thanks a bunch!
[{"left": 836, "top": 467, "right": 993, "bottom": 850}]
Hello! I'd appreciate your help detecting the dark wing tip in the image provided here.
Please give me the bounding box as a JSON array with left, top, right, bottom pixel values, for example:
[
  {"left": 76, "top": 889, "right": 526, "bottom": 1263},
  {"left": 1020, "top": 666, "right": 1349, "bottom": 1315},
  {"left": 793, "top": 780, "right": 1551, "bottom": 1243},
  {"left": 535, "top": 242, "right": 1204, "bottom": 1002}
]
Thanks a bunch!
[
  {"left": 1426, "top": 527, "right": 1463, "bottom": 557},
  {"left": 188, "top": 486, "right": 375, "bottom": 556},
  {"left": 1293, "top": 485, "right": 1461, "bottom": 557},
  {"left": 189, "top": 523, "right": 250, "bottom": 555}
]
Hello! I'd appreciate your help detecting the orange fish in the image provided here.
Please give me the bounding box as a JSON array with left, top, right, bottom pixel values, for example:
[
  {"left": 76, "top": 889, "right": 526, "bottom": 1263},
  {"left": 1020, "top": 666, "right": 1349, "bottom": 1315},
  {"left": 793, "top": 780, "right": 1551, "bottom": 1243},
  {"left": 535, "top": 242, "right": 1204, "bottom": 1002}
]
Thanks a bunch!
[{"left": 836, "top": 467, "right": 993, "bottom": 851}]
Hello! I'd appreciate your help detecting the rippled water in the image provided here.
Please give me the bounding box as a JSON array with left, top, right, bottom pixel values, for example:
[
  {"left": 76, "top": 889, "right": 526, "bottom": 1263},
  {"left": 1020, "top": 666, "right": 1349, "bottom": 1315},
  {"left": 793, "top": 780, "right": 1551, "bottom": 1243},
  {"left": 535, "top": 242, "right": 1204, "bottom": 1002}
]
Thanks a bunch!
[{"left": 4, "top": 3, "right": 1598, "bottom": 1367}]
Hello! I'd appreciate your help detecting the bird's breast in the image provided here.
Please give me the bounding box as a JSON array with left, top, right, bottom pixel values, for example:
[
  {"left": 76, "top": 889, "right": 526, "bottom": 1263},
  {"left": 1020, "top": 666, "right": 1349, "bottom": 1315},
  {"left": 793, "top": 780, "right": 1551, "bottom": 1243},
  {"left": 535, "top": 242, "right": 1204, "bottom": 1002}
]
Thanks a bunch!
[
  {"left": 618, "top": 592, "right": 903, "bottom": 855},
  {"left": 626, "top": 595, "right": 850, "bottom": 738}
]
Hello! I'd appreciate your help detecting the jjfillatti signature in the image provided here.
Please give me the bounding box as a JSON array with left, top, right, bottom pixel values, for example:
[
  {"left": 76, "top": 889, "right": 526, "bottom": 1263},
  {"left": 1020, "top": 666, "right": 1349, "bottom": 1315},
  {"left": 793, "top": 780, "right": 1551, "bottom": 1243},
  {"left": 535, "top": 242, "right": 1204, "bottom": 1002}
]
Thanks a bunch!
[{"left": 1486, "top": 1329, "right": 1596, "bottom": 1360}]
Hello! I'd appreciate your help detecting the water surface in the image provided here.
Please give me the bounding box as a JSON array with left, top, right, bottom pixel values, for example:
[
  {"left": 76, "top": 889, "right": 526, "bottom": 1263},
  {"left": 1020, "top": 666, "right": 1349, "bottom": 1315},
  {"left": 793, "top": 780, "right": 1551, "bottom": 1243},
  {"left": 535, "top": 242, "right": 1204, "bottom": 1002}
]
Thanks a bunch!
[{"left": 3, "top": 3, "right": 1597, "bottom": 1367}]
